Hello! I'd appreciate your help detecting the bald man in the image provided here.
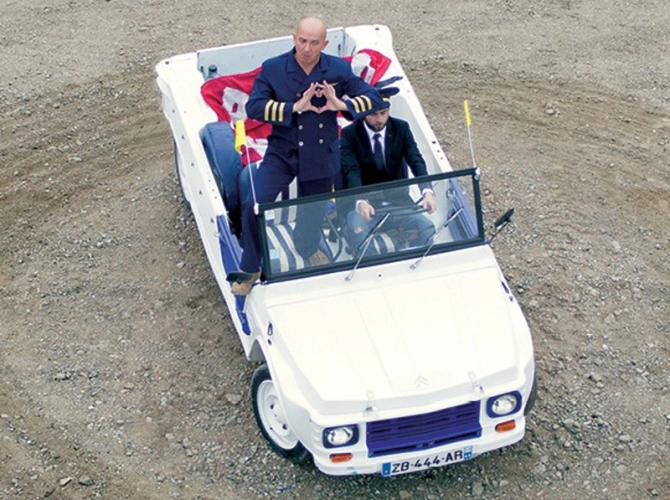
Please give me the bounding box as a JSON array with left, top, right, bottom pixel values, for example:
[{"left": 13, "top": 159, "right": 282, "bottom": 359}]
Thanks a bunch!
[{"left": 233, "top": 17, "right": 384, "bottom": 294}]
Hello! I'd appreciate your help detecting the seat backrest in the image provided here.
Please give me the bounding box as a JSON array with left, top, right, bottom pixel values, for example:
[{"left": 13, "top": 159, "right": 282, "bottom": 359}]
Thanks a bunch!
[{"left": 201, "top": 121, "right": 242, "bottom": 212}]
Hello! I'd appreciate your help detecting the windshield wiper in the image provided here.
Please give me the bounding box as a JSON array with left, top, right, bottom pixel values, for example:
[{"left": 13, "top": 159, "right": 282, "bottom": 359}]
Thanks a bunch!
[
  {"left": 345, "top": 212, "right": 391, "bottom": 281},
  {"left": 410, "top": 208, "right": 463, "bottom": 270}
]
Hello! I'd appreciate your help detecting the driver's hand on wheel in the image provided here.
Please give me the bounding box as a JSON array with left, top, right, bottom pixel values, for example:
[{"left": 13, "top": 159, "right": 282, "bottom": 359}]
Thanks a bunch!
[
  {"left": 357, "top": 200, "right": 375, "bottom": 221},
  {"left": 423, "top": 191, "right": 437, "bottom": 214}
]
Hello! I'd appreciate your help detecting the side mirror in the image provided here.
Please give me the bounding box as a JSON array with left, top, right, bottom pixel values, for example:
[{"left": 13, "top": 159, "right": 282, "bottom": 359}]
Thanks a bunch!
[
  {"left": 494, "top": 208, "right": 515, "bottom": 230},
  {"left": 489, "top": 208, "right": 515, "bottom": 243}
]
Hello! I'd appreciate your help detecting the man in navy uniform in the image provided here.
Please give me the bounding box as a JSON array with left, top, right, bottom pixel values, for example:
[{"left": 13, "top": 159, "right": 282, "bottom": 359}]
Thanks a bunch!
[
  {"left": 340, "top": 86, "right": 438, "bottom": 255},
  {"left": 232, "top": 16, "right": 384, "bottom": 295}
]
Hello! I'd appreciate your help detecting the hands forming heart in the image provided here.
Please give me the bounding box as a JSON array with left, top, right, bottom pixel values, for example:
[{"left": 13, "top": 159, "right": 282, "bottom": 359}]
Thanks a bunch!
[{"left": 294, "top": 81, "right": 347, "bottom": 114}]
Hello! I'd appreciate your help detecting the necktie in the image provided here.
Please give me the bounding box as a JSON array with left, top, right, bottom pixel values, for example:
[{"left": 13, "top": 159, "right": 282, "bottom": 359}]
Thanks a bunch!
[{"left": 373, "top": 133, "right": 385, "bottom": 171}]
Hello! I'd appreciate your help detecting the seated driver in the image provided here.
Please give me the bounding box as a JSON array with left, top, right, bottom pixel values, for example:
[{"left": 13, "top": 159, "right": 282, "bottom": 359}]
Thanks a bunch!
[{"left": 339, "top": 86, "right": 437, "bottom": 254}]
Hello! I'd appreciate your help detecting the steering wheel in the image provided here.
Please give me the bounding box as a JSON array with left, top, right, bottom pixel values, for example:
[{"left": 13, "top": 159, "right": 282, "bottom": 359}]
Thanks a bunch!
[{"left": 377, "top": 204, "right": 428, "bottom": 217}]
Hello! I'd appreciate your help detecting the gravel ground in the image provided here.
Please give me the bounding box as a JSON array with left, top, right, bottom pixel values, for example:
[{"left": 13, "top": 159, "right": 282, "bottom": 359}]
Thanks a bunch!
[{"left": 1, "top": 1, "right": 668, "bottom": 499}]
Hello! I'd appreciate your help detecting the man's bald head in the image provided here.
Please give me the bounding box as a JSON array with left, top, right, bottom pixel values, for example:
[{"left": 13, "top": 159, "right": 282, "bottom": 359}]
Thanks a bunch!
[
  {"left": 295, "top": 16, "right": 327, "bottom": 38},
  {"left": 293, "top": 16, "right": 329, "bottom": 73}
]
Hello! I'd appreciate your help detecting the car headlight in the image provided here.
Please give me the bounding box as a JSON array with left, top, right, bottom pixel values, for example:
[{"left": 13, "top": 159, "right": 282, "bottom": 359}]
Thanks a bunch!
[
  {"left": 323, "top": 425, "right": 359, "bottom": 448},
  {"left": 486, "top": 392, "right": 522, "bottom": 418}
]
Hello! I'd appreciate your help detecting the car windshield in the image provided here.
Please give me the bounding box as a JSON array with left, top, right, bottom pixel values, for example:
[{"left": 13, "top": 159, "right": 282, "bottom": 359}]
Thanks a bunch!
[{"left": 258, "top": 168, "right": 485, "bottom": 282}]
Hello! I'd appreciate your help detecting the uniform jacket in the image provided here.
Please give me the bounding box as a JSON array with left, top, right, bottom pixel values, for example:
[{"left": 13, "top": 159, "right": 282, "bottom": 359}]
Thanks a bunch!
[
  {"left": 340, "top": 116, "right": 431, "bottom": 201},
  {"left": 245, "top": 49, "right": 383, "bottom": 182}
]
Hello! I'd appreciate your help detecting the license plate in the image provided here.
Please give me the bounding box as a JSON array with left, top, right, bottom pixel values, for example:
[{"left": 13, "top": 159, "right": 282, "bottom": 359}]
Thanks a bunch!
[{"left": 382, "top": 446, "right": 473, "bottom": 477}]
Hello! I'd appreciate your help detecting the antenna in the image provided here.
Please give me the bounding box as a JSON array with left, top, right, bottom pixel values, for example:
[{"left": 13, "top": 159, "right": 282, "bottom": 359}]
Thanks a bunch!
[{"left": 464, "top": 100, "right": 478, "bottom": 171}]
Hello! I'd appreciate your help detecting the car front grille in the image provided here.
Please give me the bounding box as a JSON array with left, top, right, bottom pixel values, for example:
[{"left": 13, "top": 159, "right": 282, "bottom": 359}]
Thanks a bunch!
[{"left": 366, "top": 401, "right": 481, "bottom": 457}]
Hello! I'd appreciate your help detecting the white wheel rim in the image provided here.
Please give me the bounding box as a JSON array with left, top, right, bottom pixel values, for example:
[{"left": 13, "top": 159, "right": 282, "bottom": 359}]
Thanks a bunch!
[{"left": 257, "top": 379, "right": 298, "bottom": 450}]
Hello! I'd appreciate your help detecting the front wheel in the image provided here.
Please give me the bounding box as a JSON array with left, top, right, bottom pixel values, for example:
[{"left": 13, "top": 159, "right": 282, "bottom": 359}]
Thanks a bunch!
[
  {"left": 251, "top": 364, "right": 310, "bottom": 464},
  {"left": 524, "top": 373, "right": 538, "bottom": 415}
]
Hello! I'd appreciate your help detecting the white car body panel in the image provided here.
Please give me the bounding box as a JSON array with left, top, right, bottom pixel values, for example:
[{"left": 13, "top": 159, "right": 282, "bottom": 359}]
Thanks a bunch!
[{"left": 267, "top": 248, "right": 520, "bottom": 413}]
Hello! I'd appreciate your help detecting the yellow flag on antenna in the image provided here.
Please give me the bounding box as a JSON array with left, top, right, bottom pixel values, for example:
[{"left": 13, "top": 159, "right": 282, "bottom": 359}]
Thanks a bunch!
[
  {"left": 234, "top": 120, "right": 246, "bottom": 153},
  {"left": 464, "top": 100, "right": 472, "bottom": 127}
]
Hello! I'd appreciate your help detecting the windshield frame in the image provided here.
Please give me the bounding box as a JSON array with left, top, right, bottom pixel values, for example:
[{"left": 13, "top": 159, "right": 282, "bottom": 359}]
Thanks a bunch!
[{"left": 257, "top": 168, "right": 485, "bottom": 283}]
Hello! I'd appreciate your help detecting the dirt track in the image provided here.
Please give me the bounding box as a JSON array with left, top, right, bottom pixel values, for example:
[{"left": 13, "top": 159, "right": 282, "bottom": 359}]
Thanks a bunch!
[{"left": 1, "top": 2, "right": 668, "bottom": 499}]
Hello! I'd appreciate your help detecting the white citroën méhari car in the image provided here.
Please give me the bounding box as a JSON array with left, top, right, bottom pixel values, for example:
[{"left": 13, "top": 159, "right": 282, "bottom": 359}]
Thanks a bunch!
[{"left": 155, "top": 24, "right": 536, "bottom": 477}]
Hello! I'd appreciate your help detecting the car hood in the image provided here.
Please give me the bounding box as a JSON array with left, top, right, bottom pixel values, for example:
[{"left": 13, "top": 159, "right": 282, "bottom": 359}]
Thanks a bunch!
[{"left": 266, "top": 261, "right": 523, "bottom": 415}]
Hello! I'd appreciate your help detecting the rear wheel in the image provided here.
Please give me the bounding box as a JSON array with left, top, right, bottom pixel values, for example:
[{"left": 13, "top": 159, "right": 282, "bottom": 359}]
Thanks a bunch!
[{"left": 251, "top": 364, "right": 310, "bottom": 464}]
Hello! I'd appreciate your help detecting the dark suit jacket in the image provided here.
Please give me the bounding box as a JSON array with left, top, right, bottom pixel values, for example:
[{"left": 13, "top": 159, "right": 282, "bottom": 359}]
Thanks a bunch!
[{"left": 340, "top": 117, "right": 431, "bottom": 205}]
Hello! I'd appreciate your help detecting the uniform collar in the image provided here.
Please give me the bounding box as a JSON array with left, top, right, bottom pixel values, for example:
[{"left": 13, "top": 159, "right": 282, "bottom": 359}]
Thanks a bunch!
[{"left": 287, "top": 48, "right": 329, "bottom": 77}]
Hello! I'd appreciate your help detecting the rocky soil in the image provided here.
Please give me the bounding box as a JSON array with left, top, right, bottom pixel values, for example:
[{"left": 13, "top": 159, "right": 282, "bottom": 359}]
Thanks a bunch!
[{"left": 1, "top": 1, "right": 668, "bottom": 499}]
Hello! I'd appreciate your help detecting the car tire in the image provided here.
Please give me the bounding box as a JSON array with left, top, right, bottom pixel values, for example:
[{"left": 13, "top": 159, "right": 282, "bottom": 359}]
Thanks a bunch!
[
  {"left": 251, "top": 363, "right": 310, "bottom": 464},
  {"left": 173, "top": 140, "right": 191, "bottom": 211},
  {"left": 524, "top": 372, "right": 538, "bottom": 415}
]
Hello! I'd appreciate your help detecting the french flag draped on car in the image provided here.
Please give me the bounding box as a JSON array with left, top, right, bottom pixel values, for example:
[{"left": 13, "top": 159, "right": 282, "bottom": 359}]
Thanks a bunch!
[{"left": 200, "top": 49, "right": 392, "bottom": 165}]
